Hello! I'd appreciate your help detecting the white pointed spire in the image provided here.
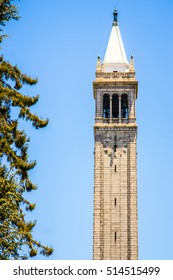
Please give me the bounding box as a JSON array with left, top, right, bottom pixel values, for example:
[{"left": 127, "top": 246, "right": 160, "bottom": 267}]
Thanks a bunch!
[{"left": 102, "top": 9, "right": 129, "bottom": 73}]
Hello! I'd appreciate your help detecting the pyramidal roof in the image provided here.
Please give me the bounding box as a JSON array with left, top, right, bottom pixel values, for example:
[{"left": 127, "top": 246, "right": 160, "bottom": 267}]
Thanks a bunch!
[{"left": 102, "top": 10, "right": 129, "bottom": 73}]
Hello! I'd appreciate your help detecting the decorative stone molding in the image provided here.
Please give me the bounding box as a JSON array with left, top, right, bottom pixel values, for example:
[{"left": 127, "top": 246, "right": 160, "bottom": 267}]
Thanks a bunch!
[{"left": 96, "top": 71, "right": 136, "bottom": 80}]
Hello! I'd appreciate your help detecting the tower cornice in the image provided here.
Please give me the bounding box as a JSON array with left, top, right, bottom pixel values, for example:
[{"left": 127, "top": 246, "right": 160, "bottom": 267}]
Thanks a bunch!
[
  {"left": 94, "top": 123, "right": 137, "bottom": 129},
  {"left": 93, "top": 79, "right": 138, "bottom": 99}
]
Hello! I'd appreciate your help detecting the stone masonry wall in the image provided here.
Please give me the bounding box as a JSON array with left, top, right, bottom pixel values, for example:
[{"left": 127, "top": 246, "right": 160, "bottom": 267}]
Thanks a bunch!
[{"left": 93, "top": 127, "right": 138, "bottom": 260}]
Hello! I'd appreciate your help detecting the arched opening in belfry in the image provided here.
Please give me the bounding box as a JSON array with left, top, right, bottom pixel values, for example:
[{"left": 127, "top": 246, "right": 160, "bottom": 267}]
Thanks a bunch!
[
  {"left": 112, "top": 94, "right": 119, "bottom": 118},
  {"left": 121, "top": 94, "right": 128, "bottom": 118},
  {"left": 103, "top": 94, "right": 110, "bottom": 118}
]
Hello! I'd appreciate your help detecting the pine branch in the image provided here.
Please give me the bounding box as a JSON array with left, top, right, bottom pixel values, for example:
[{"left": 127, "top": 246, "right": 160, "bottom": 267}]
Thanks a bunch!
[{"left": 0, "top": 0, "right": 53, "bottom": 259}]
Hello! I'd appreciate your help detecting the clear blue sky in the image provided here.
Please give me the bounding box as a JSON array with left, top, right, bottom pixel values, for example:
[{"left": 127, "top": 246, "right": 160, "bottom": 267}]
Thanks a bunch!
[{"left": 2, "top": 0, "right": 173, "bottom": 260}]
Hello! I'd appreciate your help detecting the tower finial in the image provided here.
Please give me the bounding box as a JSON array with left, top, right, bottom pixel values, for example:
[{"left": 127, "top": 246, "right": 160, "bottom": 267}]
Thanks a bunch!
[
  {"left": 96, "top": 55, "right": 101, "bottom": 72},
  {"left": 129, "top": 55, "right": 135, "bottom": 71},
  {"left": 113, "top": 8, "right": 118, "bottom": 26}
]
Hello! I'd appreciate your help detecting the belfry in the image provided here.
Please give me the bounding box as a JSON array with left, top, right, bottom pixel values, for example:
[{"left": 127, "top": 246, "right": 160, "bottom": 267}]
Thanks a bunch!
[{"left": 93, "top": 9, "right": 138, "bottom": 260}]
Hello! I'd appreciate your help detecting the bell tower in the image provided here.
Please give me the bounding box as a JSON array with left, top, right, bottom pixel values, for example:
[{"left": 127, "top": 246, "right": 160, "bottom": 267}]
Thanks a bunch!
[{"left": 93, "top": 9, "right": 138, "bottom": 260}]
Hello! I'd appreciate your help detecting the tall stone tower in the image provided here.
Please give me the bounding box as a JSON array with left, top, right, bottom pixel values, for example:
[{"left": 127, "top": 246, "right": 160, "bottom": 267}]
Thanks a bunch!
[{"left": 93, "top": 9, "right": 138, "bottom": 260}]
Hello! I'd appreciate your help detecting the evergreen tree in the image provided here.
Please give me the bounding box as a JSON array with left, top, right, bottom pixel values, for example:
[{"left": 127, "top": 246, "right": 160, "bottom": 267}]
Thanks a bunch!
[{"left": 0, "top": 0, "right": 53, "bottom": 259}]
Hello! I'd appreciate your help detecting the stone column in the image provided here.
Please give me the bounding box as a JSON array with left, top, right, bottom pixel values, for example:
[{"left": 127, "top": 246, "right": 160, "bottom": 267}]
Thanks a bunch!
[
  {"left": 119, "top": 95, "right": 121, "bottom": 123},
  {"left": 110, "top": 95, "right": 112, "bottom": 122},
  {"left": 101, "top": 94, "right": 103, "bottom": 118}
]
